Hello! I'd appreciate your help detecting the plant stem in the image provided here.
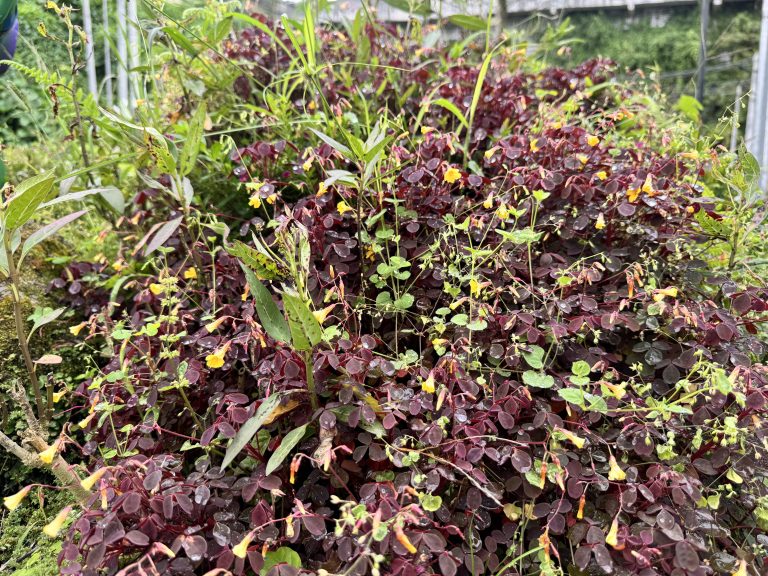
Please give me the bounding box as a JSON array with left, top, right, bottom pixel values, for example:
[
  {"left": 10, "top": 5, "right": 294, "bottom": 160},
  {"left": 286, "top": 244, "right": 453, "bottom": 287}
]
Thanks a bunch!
[
  {"left": 304, "top": 351, "right": 318, "bottom": 411},
  {"left": 3, "top": 236, "right": 45, "bottom": 422}
]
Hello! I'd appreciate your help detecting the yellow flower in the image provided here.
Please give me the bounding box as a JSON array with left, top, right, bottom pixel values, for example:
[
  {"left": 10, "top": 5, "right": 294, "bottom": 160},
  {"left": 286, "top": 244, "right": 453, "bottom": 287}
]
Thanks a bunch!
[
  {"left": 308, "top": 100, "right": 317, "bottom": 111},
  {"left": 3, "top": 486, "right": 32, "bottom": 511},
  {"left": 653, "top": 287, "right": 679, "bottom": 302},
  {"left": 205, "top": 317, "right": 226, "bottom": 333},
  {"left": 302, "top": 159, "right": 312, "bottom": 171},
  {"left": 312, "top": 304, "right": 337, "bottom": 325},
  {"left": 69, "top": 322, "right": 87, "bottom": 337},
  {"left": 529, "top": 138, "right": 540, "bottom": 153},
  {"left": 422, "top": 372, "right": 435, "bottom": 394},
  {"left": 443, "top": 167, "right": 462, "bottom": 184},
  {"left": 112, "top": 261, "right": 125, "bottom": 272},
  {"left": 183, "top": 267, "right": 197, "bottom": 280},
  {"left": 605, "top": 517, "right": 620, "bottom": 548},
  {"left": 608, "top": 455, "right": 626, "bottom": 481},
  {"left": 496, "top": 203, "right": 510, "bottom": 221},
  {"left": 52, "top": 390, "right": 66, "bottom": 404},
  {"left": 595, "top": 170, "right": 608, "bottom": 181},
  {"left": 149, "top": 283, "right": 164, "bottom": 296},
  {"left": 627, "top": 186, "right": 641, "bottom": 203},
  {"left": 249, "top": 195, "right": 262, "bottom": 209},
  {"left": 78, "top": 412, "right": 96, "bottom": 429},
  {"left": 232, "top": 531, "right": 254, "bottom": 558},
  {"left": 395, "top": 526, "right": 418, "bottom": 554},
  {"left": 642, "top": 174, "right": 655, "bottom": 194},
  {"left": 39, "top": 441, "right": 61, "bottom": 465},
  {"left": 470, "top": 278, "right": 481, "bottom": 297},
  {"left": 43, "top": 506, "right": 72, "bottom": 538},
  {"left": 206, "top": 349, "right": 226, "bottom": 369},
  {"left": 557, "top": 428, "right": 586, "bottom": 449},
  {"left": 266, "top": 193, "right": 277, "bottom": 205},
  {"left": 80, "top": 468, "right": 108, "bottom": 491},
  {"left": 484, "top": 147, "right": 499, "bottom": 160},
  {"left": 337, "top": 201, "right": 354, "bottom": 215},
  {"left": 732, "top": 560, "right": 748, "bottom": 576},
  {"left": 601, "top": 381, "right": 626, "bottom": 400},
  {"left": 577, "top": 154, "right": 589, "bottom": 165},
  {"left": 317, "top": 182, "right": 328, "bottom": 196},
  {"left": 587, "top": 134, "right": 600, "bottom": 147},
  {"left": 595, "top": 213, "right": 606, "bottom": 230}
]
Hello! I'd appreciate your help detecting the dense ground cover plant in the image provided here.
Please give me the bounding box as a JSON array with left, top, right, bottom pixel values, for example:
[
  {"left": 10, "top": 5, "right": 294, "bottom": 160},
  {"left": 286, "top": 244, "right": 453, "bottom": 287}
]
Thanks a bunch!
[{"left": 2, "top": 5, "right": 768, "bottom": 576}]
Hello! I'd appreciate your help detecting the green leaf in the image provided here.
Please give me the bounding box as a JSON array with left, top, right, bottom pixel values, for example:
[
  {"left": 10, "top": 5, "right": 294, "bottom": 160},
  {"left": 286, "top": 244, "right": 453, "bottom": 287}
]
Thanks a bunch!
[
  {"left": 162, "top": 26, "right": 198, "bottom": 55},
  {"left": 558, "top": 388, "right": 585, "bottom": 405},
  {"left": 180, "top": 103, "right": 207, "bottom": 177},
  {"left": 583, "top": 393, "right": 608, "bottom": 413},
  {"left": 448, "top": 14, "right": 487, "bottom": 31},
  {"left": 281, "top": 289, "right": 323, "bottom": 351},
  {"left": 522, "top": 370, "right": 554, "bottom": 389},
  {"left": 393, "top": 293, "right": 414, "bottom": 310},
  {"left": 431, "top": 98, "right": 469, "bottom": 130},
  {"left": 420, "top": 494, "right": 442, "bottom": 512},
  {"left": 308, "top": 128, "right": 352, "bottom": 158},
  {"left": 20, "top": 210, "right": 88, "bottom": 265},
  {"left": 571, "top": 360, "right": 591, "bottom": 378},
  {"left": 227, "top": 241, "right": 285, "bottom": 280},
  {"left": 4, "top": 172, "right": 55, "bottom": 230},
  {"left": 523, "top": 346, "right": 545, "bottom": 369},
  {"left": 222, "top": 393, "right": 284, "bottom": 470},
  {"left": 261, "top": 547, "right": 302, "bottom": 576},
  {"left": 241, "top": 264, "right": 291, "bottom": 344},
  {"left": 466, "top": 319, "right": 488, "bottom": 331},
  {"left": 675, "top": 94, "right": 702, "bottom": 123},
  {"left": 265, "top": 424, "right": 309, "bottom": 476},
  {"left": 496, "top": 228, "right": 543, "bottom": 244},
  {"left": 27, "top": 306, "right": 65, "bottom": 340},
  {"left": 381, "top": 0, "right": 431, "bottom": 16}
]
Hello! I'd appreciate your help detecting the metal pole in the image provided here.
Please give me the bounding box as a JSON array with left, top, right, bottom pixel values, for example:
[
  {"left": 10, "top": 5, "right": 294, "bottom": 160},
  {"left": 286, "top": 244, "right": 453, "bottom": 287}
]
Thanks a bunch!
[
  {"left": 696, "top": 0, "right": 710, "bottom": 103},
  {"left": 82, "top": 0, "right": 98, "bottom": 101},
  {"left": 102, "top": 0, "right": 113, "bottom": 108},
  {"left": 127, "top": 0, "right": 139, "bottom": 110},
  {"left": 116, "top": 0, "right": 129, "bottom": 113},
  {"left": 756, "top": 0, "right": 768, "bottom": 191},
  {"left": 746, "top": 53, "right": 757, "bottom": 151}
]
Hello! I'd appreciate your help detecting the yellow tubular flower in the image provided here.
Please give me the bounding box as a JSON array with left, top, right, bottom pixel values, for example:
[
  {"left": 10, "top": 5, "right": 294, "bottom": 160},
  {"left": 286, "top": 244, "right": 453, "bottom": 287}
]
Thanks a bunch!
[
  {"left": 530, "top": 138, "right": 540, "bottom": 152},
  {"left": 183, "top": 267, "right": 197, "bottom": 280},
  {"left": 587, "top": 134, "right": 600, "bottom": 147},
  {"left": 422, "top": 372, "right": 435, "bottom": 394},
  {"left": 39, "top": 441, "right": 61, "bottom": 465},
  {"left": 608, "top": 455, "right": 626, "bottom": 481},
  {"left": 337, "top": 201, "right": 354, "bottom": 215},
  {"left": 3, "top": 486, "right": 32, "bottom": 511},
  {"left": 595, "top": 213, "right": 606, "bottom": 230},
  {"left": 81, "top": 468, "right": 109, "bottom": 491},
  {"left": 312, "top": 304, "right": 337, "bottom": 325},
  {"left": 595, "top": 170, "right": 608, "bottom": 181},
  {"left": 69, "top": 322, "right": 87, "bottom": 336},
  {"left": 206, "top": 350, "right": 226, "bottom": 369},
  {"left": 557, "top": 428, "right": 586, "bottom": 449},
  {"left": 232, "top": 531, "right": 254, "bottom": 558},
  {"left": 52, "top": 390, "right": 66, "bottom": 404},
  {"left": 149, "top": 283, "right": 163, "bottom": 296},
  {"left": 43, "top": 506, "right": 72, "bottom": 538},
  {"left": 249, "top": 195, "right": 262, "bottom": 209},
  {"left": 606, "top": 517, "right": 620, "bottom": 548}
]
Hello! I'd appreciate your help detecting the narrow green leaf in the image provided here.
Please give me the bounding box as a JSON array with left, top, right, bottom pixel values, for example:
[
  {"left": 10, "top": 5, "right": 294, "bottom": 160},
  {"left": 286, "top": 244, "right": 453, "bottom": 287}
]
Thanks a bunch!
[
  {"left": 432, "top": 98, "right": 469, "bottom": 130},
  {"left": 265, "top": 424, "right": 309, "bottom": 476},
  {"left": 281, "top": 289, "right": 323, "bottom": 351},
  {"left": 4, "top": 172, "right": 55, "bottom": 230},
  {"left": 180, "top": 103, "right": 207, "bottom": 177},
  {"left": 308, "top": 128, "right": 351, "bottom": 158},
  {"left": 241, "top": 264, "right": 291, "bottom": 344},
  {"left": 448, "top": 14, "right": 487, "bottom": 31},
  {"left": 20, "top": 210, "right": 88, "bottom": 265},
  {"left": 222, "top": 393, "right": 284, "bottom": 470},
  {"left": 226, "top": 13, "right": 292, "bottom": 56}
]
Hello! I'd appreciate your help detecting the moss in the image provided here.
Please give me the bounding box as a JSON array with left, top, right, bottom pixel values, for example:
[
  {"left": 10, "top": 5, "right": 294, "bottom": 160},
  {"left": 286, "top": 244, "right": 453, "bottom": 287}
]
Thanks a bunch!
[{"left": 0, "top": 491, "right": 72, "bottom": 575}]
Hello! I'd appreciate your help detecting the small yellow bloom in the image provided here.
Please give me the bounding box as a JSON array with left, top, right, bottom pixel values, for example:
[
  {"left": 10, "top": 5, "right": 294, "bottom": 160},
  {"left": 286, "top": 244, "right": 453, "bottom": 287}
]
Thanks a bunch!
[
  {"left": 183, "top": 267, "right": 197, "bottom": 280},
  {"left": 627, "top": 187, "right": 641, "bottom": 203},
  {"left": 80, "top": 468, "right": 108, "bottom": 491},
  {"left": 39, "top": 441, "right": 61, "bottom": 465},
  {"left": 483, "top": 195, "right": 494, "bottom": 210},
  {"left": 205, "top": 317, "right": 227, "bottom": 333},
  {"left": 557, "top": 428, "right": 586, "bottom": 449},
  {"left": 266, "top": 193, "right": 277, "bottom": 205},
  {"left": 732, "top": 560, "right": 748, "bottom": 576},
  {"left": 608, "top": 455, "right": 626, "bottom": 481},
  {"left": 602, "top": 381, "right": 626, "bottom": 400},
  {"left": 149, "top": 283, "right": 164, "bottom": 296},
  {"left": 302, "top": 159, "right": 312, "bottom": 172},
  {"left": 3, "top": 486, "right": 32, "bottom": 511},
  {"left": 43, "top": 506, "right": 72, "bottom": 538},
  {"left": 69, "top": 322, "right": 87, "bottom": 337},
  {"left": 206, "top": 349, "right": 226, "bottom": 369},
  {"left": 308, "top": 100, "right": 317, "bottom": 111},
  {"left": 112, "top": 261, "right": 125, "bottom": 272},
  {"left": 496, "top": 203, "right": 510, "bottom": 220},
  {"left": 484, "top": 147, "right": 499, "bottom": 160},
  {"left": 470, "top": 278, "right": 481, "bottom": 297},
  {"left": 249, "top": 195, "right": 262, "bottom": 209},
  {"left": 317, "top": 182, "right": 328, "bottom": 196},
  {"left": 595, "top": 170, "right": 608, "bottom": 181},
  {"left": 78, "top": 412, "right": 96, "bottom": 429},
  {"left": 653, "top": 287, "right": 679, "bottom": 302},
  {"left": 52, "top": 390, "right": 66, "bottom": 404},
  {"left": 337, "top": 201, "right": 354, "bottom": 215},
  {"left": 530, "top": 138, "right": 540, "bottom": 153},
  {"left": 443, "top": 167, "right": 462, "bottom": 184},
  {"left": 577, "top": 154, "right": 589, "bottom": 165},
  {"left": 605, "top": 517, "right": 620, "bottom": 548},
  {"left": 595, "top": 213, "right": 606, "bottom": 230},
  {"left": 587, "top": 134, "right": 600, "bottom": 147},
  {"left": 312, "top": 304, "right": 337, "bottom": 325},
  {"left": 232, "top": 532, "right": 254, "bottom": 558},
  {"left": 422, "top": 372, "right": 435, "bottom": 394},
  {"left": 642, "top": 174, "right": 655, "bottom": 194},
  {"left": 420, "top": 125, "right": 434, "bottom": 135}
]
